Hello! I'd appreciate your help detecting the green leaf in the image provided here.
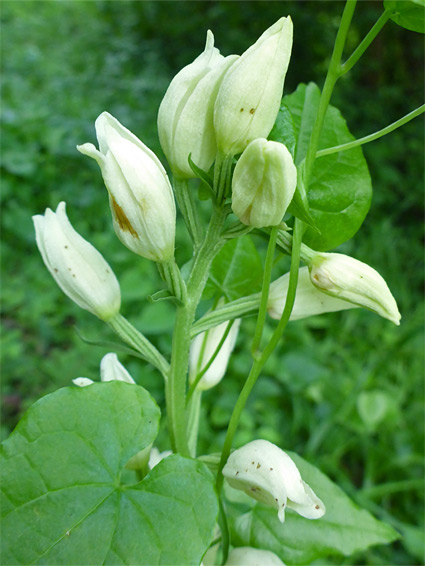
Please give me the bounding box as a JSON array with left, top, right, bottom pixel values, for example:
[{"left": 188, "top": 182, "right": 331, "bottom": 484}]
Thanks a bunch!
[
  {"left": 1, "top": 383, "right": 219, "bottom": 565},
  {"left": 230, "top": 452, "right": 399, "bottom": 565},
  {"left": 269, "top": 104, "right": 297, "bottom": 158},
  {"left": 74, "top": 326, "right": 148, "bottom": 360},
  {"left": 204, "top": 236, "right": 263, "bottom": 301},
  {"left": 278, "top": 83, "right": 372, "bottom": 251},
  {"left": 384, "top": 0, "right": 425, "bottom": 33}
]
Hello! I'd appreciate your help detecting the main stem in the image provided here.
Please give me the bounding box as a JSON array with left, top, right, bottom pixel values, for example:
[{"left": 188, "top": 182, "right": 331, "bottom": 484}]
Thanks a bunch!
[{"left": 167, "top": 206, "right": 227, "bottom": 455}]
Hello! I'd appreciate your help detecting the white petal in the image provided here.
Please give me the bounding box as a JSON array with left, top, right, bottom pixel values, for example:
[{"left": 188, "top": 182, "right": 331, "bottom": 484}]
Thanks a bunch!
[{"left": 100, "top": 353, "right": 135, "bottom": 383}]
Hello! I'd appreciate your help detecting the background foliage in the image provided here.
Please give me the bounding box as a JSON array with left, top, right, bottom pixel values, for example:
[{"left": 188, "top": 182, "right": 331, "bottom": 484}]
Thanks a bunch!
[{"left": 1, "top": 1, "right": 423, "bottom": 564}]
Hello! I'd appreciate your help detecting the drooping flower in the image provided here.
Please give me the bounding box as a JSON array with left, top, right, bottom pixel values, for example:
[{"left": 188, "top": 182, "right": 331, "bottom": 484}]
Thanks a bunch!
[
  {"left": 222, "top": 439, "right": 325, "bottom": 523},
  {"left": 72, "top": 353, "right": 135, "bottom": 387},
  {"left": 309, "top": 252, "right": 401, "bottom": 325},
  {"left": 268, "top": 266, "right": 356, "bottom": 320}
]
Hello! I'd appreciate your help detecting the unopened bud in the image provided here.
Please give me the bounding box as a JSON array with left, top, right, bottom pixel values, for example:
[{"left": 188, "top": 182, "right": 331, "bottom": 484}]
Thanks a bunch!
[
  {"left": 222, "top": 439, "right": 325, "bottom": 523},
  {"left": 78, "top": 112, "right": 176, "bottom": 262},
  {"left": 232, "top": 139, "right": 296, "bottom": 227},
  {"left": 225, "top": 547, "right": 286, "bottom": 566},
  {"left": 158, "top": 31, "right": 238, "bottom": 179},
  {"left": 33, "top": 202, "right": 121, "bottom": 321},
  {"left": 309, "top": 253, "right": 401, "bottom": 325},
  {"left": 268, "top": 266, "right": 355, "bottom": 320},
  {"left": 214, "top": 17, "right": 293, "bottom": 156},
  {"left": 72, "top": 353, "right": 135, "bottom": 387}
]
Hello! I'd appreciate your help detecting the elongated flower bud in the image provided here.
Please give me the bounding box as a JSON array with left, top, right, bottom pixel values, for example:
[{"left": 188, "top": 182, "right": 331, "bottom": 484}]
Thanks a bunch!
[
  {"left": 189, "top": 309, "right": 241, "bottom": 391},
  {"left": 33, "top": 202, "right": 120, "bottom": 321},
  {"left": 232, "top": 139, "right": 296, "bottom": 227},
  {"left": 214, "top": 17, "right": 293, "bottom": 156},
  {"left": 222, "top": 440, "right": 325, "bottom": 523},
  {"left": 77, "top": 112, "right": 176, "bottom": 262},
  {"left": 268, "top": 266, "right": 355, "bottom": 320},
  {"left": 73, "top": 353, "right": 135, "bottom": 387},
  {"left": 158, "top": 31, "right": 238, "bottom": 179},
  {"left": 309, "top": 253, "right": 401, "bottom": 325},
  {"left": 225, "top": 548, "right": 286, "bottom": 566}
]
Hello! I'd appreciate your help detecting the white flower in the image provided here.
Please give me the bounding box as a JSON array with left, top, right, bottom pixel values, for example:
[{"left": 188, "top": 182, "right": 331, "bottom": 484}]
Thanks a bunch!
[
  {"left": 225, "top": 547, "right": 286, "bottom": 566},
  {"left": 214, "top": 17, "right": 293, "bottom": 156},
  {"left": 268, "top": 266, "right": 356, "bottom": 320},
  {"left": 158, "top": 31, "right": 238, "bottom": 178},
  {"left": 231, "top": 139, "right": 297, "bottom": 227},
  {"left": 33, "top": 202, "right": 120, "bottom": 321},
  {"left": 189, "top": 304, "right": 241, "bottom": 391},
  {"left": 72, "top": 353, "right": 135, "bottom": 387},
  {"left": 222, "top": 440, "right": 325, "bottom": 523},
  {"left": 309, "top": 252, "right": 401, "bottom": 325},
  {"left": 77, "top": 112, "right": 176, "bottom": 262}
]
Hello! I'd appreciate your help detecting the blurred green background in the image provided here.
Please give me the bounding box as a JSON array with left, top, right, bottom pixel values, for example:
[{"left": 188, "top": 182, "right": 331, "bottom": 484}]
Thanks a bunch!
[{"left": 1, "top": 1, "right": 424, "bottom": 564}]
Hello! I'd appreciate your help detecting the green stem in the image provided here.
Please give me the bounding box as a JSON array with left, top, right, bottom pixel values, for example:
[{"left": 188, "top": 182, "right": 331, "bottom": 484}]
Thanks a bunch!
[
  {"left": 157, "top": 257, "right": 187, "bottom": 304},
  {"left": 108, "top": 313, "right": 169, "bottom": 377},
  {"left": 251, "top": 226, "right": 278, "bottom": 357},
  {"left": 187, "top": 319, "right": 235, "bottom": 402},
  {"left": 167, "top": 207, "right": 228, "bottom": 455},
  {"left": 340, "top": 10, "right": 392, "bottom": 75},
  {"left": 187, "top": 389, "right": 202, "bottom": 457},
  {"left": 173, "top": 177, "right": 203, "bottom": 250},
  {"left": 316, "top": 104, "right": 425, "bottom": 158},
  {"left": 216, "top": 218, "right": 303, "bottom": 493},
  {"left": 304, "top": 0, "right": 357, "bottom": 183},
  {"left": 191, "top": 295, "right": 260, "bottom": 337}
]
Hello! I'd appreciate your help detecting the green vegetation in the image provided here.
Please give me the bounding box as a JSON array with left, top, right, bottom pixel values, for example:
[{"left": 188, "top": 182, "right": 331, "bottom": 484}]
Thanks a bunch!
[{"left": 1, "top": 2, "right": 423, "bottom": 564}]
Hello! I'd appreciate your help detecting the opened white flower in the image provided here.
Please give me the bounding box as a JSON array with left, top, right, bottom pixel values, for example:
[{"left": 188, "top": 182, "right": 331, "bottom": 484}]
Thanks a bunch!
[
  {"left": 189, "top": 302, "right": 241, "bottom": 391},
  {"left": 225, "top": 547, "right": 285, "bottom": 566},
  {"left": 222, "top": 440, "right": 325, "bottom": 523},
  {"left": 309, "top": 252, "right": 401, "bottom": 325},
  {"left": 268, "top": 266, "right": 356, "bottom": 320},
  {"left": 33, "top": 202, "right": 121, "bottom": 321},
  {"left": 72, "top": 353, "right": 135, "bottom": 387},
  {"left": 78, "top": 112, "right": 176, "bottom": 262},
  {"left": 214, "top": 17, "right": 293, "bottom": 156},
  {"left": 158, "top": 31, "right": 238, "bottom": 178}
]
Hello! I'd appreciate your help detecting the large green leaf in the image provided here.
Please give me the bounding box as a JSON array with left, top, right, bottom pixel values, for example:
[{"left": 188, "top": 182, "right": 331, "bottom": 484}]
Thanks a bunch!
[
  {"left": 230, "top": 452, "right": 399, "bottom": 565},
  {"left": 275, "top": 83, "right": 372, "bottom": 251},
  {"left": 384, "top": 0, "right": 425, "bottom": 33},
  {"left": 204, "top": 236, "right": 263, "bottom": 301},
  {"left": 1, "top": 383, "right": 218, "bottom": 565}
]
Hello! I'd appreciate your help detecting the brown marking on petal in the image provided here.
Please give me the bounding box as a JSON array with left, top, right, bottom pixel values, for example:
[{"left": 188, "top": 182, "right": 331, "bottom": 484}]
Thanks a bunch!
[
  {"left": 54, "top": 268, "right": 59, "bottom": 273},
  {"left": 256, "top": 463, "right": 261, "bottom": 469},
  {"left": 111, "top": 196, "right": 138, "bottom": 237},
  {"left": 64, "top": 245, "right": 68, "bottom": 249},
  {"left": 270, "top": 468, "right": 273, "bottom": 471},
  {"left": 315, "top": 505, "right": 320, "bottom": 509},
  {"left": 235, "top": 471, "right": 239, "bottom": 476},
  {"left": 251, "top": 461, "right": 255, "bottom": 465},
  {"left": 240, "top": 108, "right": 244, "bottom": 112},
  {"left": 249, "top": 108, "right": 255, "bottom": 114}
]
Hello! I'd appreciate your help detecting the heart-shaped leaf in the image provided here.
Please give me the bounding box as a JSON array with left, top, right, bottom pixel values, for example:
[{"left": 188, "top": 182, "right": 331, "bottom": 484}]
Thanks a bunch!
[{"left": 1, "top": 382, "right": 219, "bottom": 565}]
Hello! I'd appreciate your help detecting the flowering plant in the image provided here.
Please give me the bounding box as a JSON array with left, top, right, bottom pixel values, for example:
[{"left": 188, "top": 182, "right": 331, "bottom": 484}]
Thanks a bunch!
[{"left": 1, "top": 2, "right": 423, "bottom": 565}]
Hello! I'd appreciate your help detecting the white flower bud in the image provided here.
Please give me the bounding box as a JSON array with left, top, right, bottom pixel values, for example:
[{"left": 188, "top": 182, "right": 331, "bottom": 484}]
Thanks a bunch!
[
  {"left": 72, "top": 353, "right": 135, "bottom": 387},
  {"left": 268, "top": 266, "right": 355, "bottom": 320},
  {"left": 189, "top": 305, "right": 241, "bottom": 391},
  {"left": 100, "top": 353, "right": 135, "bottom": 383},
  {"left": 214, "top": 17, "right": 293, "bottom": 156},
  {"left": 158, "top": 31, "right": 238, "bottom": 179},
  {"left": 222, "top": 439, "right": 325, "bottom": 523},
  {"left": 72, "top": 377, "right": 94, "bottom": 387},
  {"left": 309, "top": 253, "right": 401, "bottom": 325},
  {"left": 77, "top": 112, "right": 176, "bottom": 262},
  {"left": 232, "top": 139, "right": 296, "bottom": 228},
  {"left": 225, "top": 547, "right": 285, "bottom": 566},
  {"left": 33, "top": 202, "right": 121, "bottom": 321}
]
